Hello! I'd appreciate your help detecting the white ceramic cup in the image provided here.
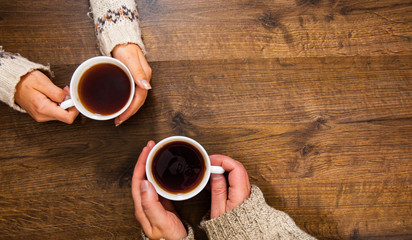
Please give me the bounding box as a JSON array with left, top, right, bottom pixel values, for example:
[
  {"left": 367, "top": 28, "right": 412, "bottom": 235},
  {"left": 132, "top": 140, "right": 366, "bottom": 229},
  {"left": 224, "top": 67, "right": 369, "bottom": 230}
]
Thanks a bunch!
[
  {"left": 60, "top": 56, "right": 135, "bottom": 120},
  {"left": 146, "top": 136, "right": 225, "bottom": 201}
]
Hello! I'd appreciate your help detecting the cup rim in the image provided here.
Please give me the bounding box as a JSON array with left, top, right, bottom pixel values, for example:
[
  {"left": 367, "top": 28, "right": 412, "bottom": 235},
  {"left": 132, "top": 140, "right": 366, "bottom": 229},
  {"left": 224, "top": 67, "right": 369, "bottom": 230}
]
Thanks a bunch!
[
  {"left": 70, "top": 56, "right": 135, "bottom": 120},
  {"left": 146, "top": 136, "right": 211, "bottom": 201}
]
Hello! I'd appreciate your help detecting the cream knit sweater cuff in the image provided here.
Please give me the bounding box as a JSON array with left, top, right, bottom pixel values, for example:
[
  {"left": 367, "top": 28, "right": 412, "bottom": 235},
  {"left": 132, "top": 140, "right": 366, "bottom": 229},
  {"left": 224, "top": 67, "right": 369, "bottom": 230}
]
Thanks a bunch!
[
  {"left": 89, "top": 0, "right": 146, "bottom": 56},
  {"left": 0, "top": 47, "right": 51, "bottom": 112},
  {"left": 200, "top": 185, "right": 316, "bottom": 240}
]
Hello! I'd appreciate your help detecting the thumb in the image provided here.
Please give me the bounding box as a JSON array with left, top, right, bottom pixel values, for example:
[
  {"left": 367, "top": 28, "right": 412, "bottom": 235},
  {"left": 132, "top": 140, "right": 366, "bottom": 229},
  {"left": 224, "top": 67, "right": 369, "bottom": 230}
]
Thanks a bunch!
[
  {"left": 133, "top": 68, "right": 151, "bottom": 90},
  {"left": 132, "top": 66, "right": 151, "bottom": 90},
  {"left": 210, "top": 174, "right": 228, "bottom": 219},
  {"left": 140, "top": 180, "right": 169, "bottom": 226}
]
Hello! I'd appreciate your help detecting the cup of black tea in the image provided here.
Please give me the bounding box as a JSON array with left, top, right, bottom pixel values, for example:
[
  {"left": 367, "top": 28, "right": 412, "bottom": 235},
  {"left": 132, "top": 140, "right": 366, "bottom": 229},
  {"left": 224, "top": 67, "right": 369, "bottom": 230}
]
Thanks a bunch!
[
  {"left": 60, "top": 56, "right": 135, "bottom": 120},
  {"left": 146, "top": 136, "right": 225, "bottom": 201}
]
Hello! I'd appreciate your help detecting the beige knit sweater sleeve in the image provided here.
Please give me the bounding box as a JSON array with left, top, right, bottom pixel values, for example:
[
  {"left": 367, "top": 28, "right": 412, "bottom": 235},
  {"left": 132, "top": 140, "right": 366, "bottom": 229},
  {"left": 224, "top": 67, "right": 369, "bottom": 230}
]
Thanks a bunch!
[
  {"left": 199, "top": 185, "right": 316, "bottom": 240},
  {"left": 0, "top": 47, "right": 51, "bottom": 112},
  {"left": 141, "top": 185, "right": 315, "bottom": 240},
  {"left": 89, "top": 0, "right": 146, "bottom": 56}
]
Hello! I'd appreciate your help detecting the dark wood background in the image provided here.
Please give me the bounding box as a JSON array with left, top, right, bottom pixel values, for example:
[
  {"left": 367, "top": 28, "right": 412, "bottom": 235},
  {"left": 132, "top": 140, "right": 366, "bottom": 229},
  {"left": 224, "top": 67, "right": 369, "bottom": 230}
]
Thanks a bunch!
[{"left": 1, "top": 0, "right": 411, "bottom": 239}]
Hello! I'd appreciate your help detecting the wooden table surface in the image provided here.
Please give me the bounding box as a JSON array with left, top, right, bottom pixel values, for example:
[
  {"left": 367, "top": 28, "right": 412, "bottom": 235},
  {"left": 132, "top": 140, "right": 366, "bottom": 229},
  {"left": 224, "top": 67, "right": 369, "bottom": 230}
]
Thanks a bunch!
[{"left": 1, "top": 0, "right": 412, "bottom": 239}]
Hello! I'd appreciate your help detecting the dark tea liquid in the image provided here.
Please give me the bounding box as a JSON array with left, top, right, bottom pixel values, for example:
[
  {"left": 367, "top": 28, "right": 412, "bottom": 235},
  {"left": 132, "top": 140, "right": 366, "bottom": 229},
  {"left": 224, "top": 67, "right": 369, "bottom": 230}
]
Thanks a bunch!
[
  {"left": 78, "top": 63, "right": 131, "bottom": 115},
  {"left": 152, "top": 141, "right": 206, "bottom": 194}
]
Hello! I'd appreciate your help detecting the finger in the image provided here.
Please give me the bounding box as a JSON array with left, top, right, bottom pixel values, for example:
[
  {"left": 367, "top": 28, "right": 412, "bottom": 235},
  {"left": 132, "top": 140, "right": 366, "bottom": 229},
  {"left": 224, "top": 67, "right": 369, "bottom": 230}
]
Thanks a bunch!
[
  {"left": 210, "top": 155, "right": 251, "bottom": 208},
  {"left": 136, "top": 48, "right": 152, "bottom": 81},
  {"left": 114, "top": 88, "right": 147, "bottom": 126},
  {"left": 140, "top": 180, "right": 170, "bottom": 228},
  {"left": 121, "top": 49, "right": 151, "bottom": 90},
  {"left": 30, "top": 92, "right": 78, "bottom": 124},
  {"left": 131, "top": 145, "right": 150, "bottom": 206},
  {"left": 209, "top": 155, "right": 250, "bottom": 187},
  {"left": 131, "top": 143, "right": 155, "bottom": 233},
  {"left": 32, "top": 72, "right": 66, "bottom": 103},
  {"left": 62, "top": 87, "right": 79, "bottom": 122},
  {"left": 147, "top": 140, "right": 156, "bottom": 149},
  {"left": 131, "top": 141, "right": 155, "bottom": 197},
  {"left": 210, "top": 174, "right": 228, "bottom": 219},
  {"left": 63, "top": 105, "right": 79, "bottom": 123},
  {"left": 127, "top": 47, "right": 151, "bottom": 89},
  {"left": 132, "top": 142, "right": 154, "bottom": 189},
  {"left": 63, "top": 86, "right": 71, "bottom": 97},
  {"left": 132, "top": 65, "right": 151, "bottom": 90},
  {"left": 43, "top": 101, "right": 78, "bottom": 124}
]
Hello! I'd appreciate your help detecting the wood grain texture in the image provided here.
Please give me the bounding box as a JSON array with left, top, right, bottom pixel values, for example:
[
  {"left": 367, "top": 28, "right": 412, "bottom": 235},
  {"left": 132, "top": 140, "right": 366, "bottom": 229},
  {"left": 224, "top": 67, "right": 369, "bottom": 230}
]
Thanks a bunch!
[
  {"left": 1, "top": 0, "right": 412, "bottom": 239},
  {"left": 0, "top": 0, "right": 99, "bottom": 65},
  {"left": 138, "top": 0, "right": 412, "bottom": 61}
]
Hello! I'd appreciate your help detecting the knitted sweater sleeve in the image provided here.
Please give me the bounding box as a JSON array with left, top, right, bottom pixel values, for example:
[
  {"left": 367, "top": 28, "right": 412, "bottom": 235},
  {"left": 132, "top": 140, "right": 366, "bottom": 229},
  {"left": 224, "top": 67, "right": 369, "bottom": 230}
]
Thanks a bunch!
[
  {"left": 200, "top": 185, "right": 316, "bottom": 240},
  {"left": 0, "top": 47, "right": 51, "bottom": 112},
  {"left": 89, "top": 0, "right": 146, "bottom": 56}
]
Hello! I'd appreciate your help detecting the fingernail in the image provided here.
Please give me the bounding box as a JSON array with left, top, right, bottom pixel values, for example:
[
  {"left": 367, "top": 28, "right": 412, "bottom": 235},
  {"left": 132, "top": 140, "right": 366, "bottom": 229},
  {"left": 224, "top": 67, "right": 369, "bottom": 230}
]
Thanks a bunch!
[
  {"left": 139, "top": 80, "right": 152, "bottom": 90},
  {"left": 141, "top": 181, "right": 149, "bottom": 192},
  {"left": 115, "top": 120, "right": 123, "bottom": 127},
  {"left": 64, "top": 86, "right": 70, "bottom": 100}
]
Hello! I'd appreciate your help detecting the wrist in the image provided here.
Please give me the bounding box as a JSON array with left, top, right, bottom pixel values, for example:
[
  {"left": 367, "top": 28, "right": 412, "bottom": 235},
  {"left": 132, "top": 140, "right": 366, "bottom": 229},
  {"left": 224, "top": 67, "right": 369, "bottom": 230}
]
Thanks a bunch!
[
  {"left": 179, "top": 221, "right": 194, "bottom": 240},
  {"left": 112, "top": 43, "right": 140, "bottom": 58}
]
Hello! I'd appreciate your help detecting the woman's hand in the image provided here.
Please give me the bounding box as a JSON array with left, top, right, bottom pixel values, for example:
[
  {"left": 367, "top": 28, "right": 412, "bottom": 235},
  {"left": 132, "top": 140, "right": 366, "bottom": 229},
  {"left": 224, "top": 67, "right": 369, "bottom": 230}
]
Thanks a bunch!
[
  {"left": 14, "top": 70, "right": 79, "bottom": 123},
  {"left": 209, "top": 155, "right": 251, "bottom": 219},
  {"left": 112, "top": 43, "right": 152, "bottom": 126},
  {"left": 131, "top": 141, "right": 187, "bottom": 240}
]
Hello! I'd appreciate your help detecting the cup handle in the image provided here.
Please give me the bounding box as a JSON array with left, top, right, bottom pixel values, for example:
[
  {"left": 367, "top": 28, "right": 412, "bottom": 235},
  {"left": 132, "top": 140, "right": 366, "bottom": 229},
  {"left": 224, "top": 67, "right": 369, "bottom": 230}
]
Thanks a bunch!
[
  {"left": 60, "top": 99, "right": 74, "bottom": 110},
  {"left": 210, "top": 165, "right": 225, "bottom": 174}
]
